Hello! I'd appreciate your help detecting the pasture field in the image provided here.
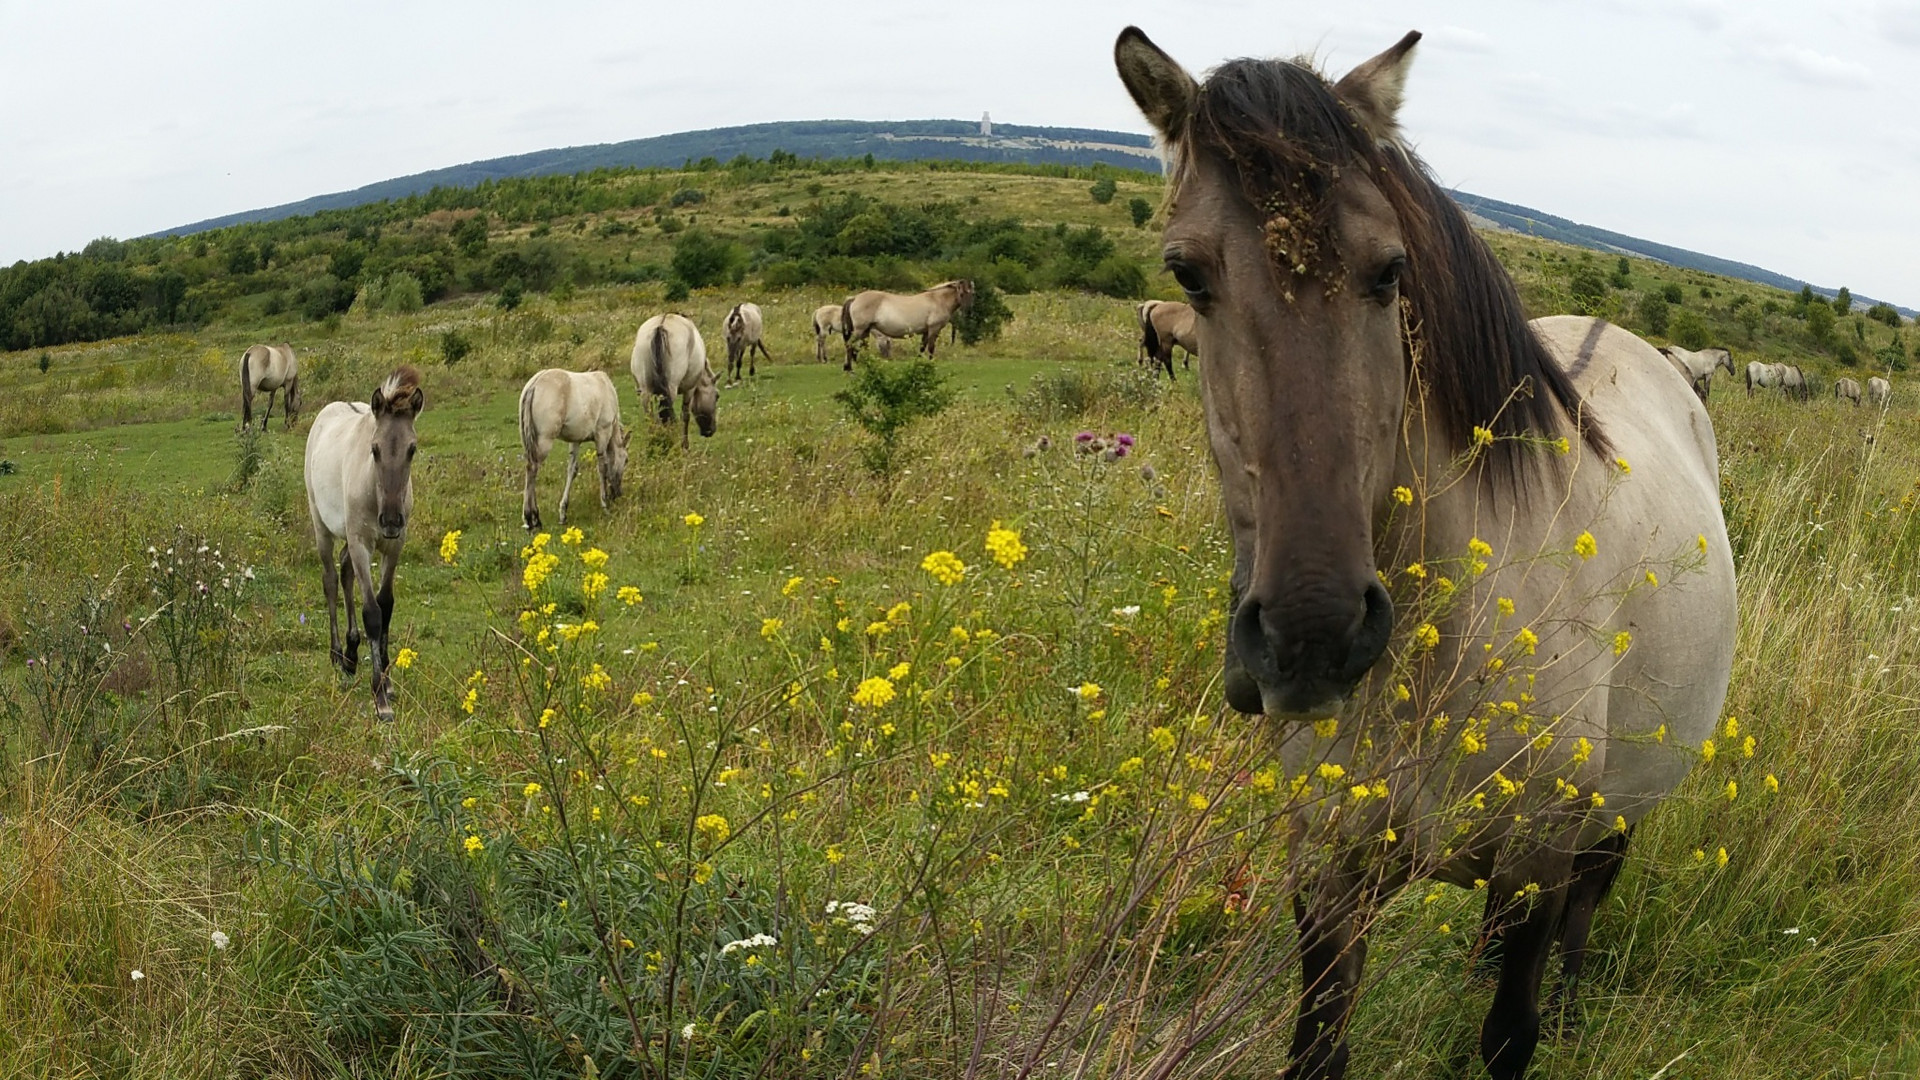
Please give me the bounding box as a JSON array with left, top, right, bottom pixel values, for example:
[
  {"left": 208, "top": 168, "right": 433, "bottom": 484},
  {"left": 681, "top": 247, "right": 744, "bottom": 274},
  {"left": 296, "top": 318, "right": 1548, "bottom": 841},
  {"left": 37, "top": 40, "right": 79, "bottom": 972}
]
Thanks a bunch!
[{"left": 3, "top": 171, "right": 1919, "bottom": 1079}]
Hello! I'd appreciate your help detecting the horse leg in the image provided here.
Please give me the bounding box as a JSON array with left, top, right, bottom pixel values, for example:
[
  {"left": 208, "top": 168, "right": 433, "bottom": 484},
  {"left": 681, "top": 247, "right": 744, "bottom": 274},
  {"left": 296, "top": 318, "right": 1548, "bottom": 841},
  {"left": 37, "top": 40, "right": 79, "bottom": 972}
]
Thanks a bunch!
[
  {"left": 338, "top": 546, "right": 360, "bottom": 677},
  {"left": 1286, "top": 888, "right": 1368, "bottom": 1080},
  {"left": 558, "top": 442, "right": 581, "bottom": 526},
  {"left": 318, "top": 532, "right": 347, "bottom": 674},
  {"left": 1549, "top": 829, "right": 1631, "bottom": 1034},
  {"left": 844, "top": 328, "right": 862, "bottom": 372},
  {"left": 1480, "top": 861, "right": 1572, "bottom": 1080},
  {"left": 681, "top": 393, "right": 692, "bottom": 450},
  {"left": 351, "top": 540, "right": 393, "bottom": 721},
  {"left": 922, "top": 328, "right": 937, "bottom": 360},
  {"left": 523, "top": 436, "right": 547, "bottom": 531}
]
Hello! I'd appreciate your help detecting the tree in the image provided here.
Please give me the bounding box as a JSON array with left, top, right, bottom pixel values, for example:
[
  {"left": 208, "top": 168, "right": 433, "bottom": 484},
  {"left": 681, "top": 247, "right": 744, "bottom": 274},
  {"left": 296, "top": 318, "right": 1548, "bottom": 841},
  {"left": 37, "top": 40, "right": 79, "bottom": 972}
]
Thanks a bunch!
[
  {"left": 834, "top": 358, "right": 956, "bottom": 479},
  {"left": 1089, "top": 177, "right": 1118, "bottom": 205},
  {"left": 1737, "top": 305, "right": 1762, "bottom": 340},
  {"left": 1806, "top": 299, "right": 1835, "bottom": 346},
  {"left": 452, "top": 214, "right": 489, "bottom": 257},
  {"left": 496, "top": 278, "right": 524, "bottom": 311},
  {"left": 1568, "top": 264, "right": 1609, "bottom": 316},
  {"left": 1634, "top": 291, "right": 1670, "bottom": 336},
  {"left": 1832, "top": 286, "right": 1852, "bottom": 315},
  {"left": 1797, "top": 284, "right": 1816, "bottom": 310},
  {"left": 1128, "top": 197, "right": 1153, "bottom": 228},
  {"left": 1866, "top": 302, "right": 1902, "bottom": 326},
  {"left": 1660, "top": 283, "right": 1684, "bottom": 305},
  {"left": 951, "top": 280, "right": 1014, "bottom": 344},
  {"left": 1670, "top": 308, "right": 1710, "bottom": 349},
  {"left": 1609, "top": 256, "right": 1631, "bottom": 290},
  {"left": 669, "top": 229, "right": 743, "bottom": 289}
]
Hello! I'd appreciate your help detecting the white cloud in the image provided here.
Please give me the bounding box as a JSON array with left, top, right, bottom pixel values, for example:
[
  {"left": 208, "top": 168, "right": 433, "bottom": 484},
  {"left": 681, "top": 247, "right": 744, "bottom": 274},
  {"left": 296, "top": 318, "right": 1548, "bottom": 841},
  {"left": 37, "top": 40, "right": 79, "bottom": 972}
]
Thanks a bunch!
[{"left": 1755, "top": 44, "right": 1874, "bottom": 86}]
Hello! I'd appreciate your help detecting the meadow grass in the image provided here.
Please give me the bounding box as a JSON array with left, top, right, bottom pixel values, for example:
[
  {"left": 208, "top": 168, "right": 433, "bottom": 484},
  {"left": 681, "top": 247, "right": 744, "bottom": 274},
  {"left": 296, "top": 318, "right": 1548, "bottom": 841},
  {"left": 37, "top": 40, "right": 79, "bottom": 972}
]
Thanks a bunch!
[{"left": 2, "top": 263, "right": 1918, "bottom": 1078}]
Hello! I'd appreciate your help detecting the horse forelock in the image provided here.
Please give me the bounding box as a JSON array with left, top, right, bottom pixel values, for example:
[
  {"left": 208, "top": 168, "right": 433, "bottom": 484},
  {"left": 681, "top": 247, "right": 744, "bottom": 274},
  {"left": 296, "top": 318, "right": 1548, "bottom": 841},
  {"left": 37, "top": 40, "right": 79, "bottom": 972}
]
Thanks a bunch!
[
  {"left": 379, "top": 365, "right": 424, "bottom": 417},
  {"left": 1177, "top": 54, "right": 1608, "bottom": 471}
]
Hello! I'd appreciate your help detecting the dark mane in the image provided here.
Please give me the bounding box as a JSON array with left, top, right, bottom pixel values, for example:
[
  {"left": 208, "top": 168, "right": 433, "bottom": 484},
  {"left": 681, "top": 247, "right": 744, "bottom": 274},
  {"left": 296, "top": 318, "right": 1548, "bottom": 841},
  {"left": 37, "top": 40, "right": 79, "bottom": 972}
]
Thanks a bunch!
[
  {"left": 1179, "top": 56, "right": 1608, "bottom": 469},
  {"left": 379, "top": 365, "right": 425, "bottom": 417}
]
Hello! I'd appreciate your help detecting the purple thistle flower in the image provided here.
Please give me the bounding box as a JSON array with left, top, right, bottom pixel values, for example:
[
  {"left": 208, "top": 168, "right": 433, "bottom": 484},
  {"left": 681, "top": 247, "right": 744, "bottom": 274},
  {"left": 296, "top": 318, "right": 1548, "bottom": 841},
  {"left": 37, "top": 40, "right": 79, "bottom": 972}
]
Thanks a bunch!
[
  {"left": 1074, "top": 431, "right": 1095, "bottom": 443},
  {"left": 1116, "top": 433, "right": 1135, "bottom": 448}
]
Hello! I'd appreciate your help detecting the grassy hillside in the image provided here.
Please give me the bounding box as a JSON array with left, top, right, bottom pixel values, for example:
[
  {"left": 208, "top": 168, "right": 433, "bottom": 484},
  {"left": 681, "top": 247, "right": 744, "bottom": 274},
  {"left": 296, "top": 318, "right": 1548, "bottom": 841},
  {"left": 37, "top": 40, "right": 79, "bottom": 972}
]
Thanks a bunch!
[{"left": 2, "top": 165, "right": 1919, "bottom": 1079}]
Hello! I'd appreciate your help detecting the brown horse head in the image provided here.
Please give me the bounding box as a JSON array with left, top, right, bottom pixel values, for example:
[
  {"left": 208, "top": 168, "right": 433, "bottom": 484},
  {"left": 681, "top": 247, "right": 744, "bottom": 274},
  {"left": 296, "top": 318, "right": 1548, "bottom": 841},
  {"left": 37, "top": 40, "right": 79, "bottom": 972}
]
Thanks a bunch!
[
  {"left": 369, "top": 366, "right": 424, "bottom": 540},
  {"left": 602, "top": 424, "right": 631, "bottom": 500},
  {"left": 1116, "top": 28, "right": 1598, "bottom": 718}
]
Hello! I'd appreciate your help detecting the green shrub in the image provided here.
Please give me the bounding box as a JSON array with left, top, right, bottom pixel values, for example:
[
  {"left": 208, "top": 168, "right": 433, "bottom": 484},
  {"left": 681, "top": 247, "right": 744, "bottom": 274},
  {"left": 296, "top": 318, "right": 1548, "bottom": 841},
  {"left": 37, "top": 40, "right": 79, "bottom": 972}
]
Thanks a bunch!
[
  {"left": 441, "top": 329, "right": 473, "bottom": 366},
  {"left": 834, "top": 358, "right": 955, "bottom": 478},
  {"left": 1834, "top": 338, "right": 1859, "bottom": 367},
  {"left": 1089, "top": 177, "right": 1117, "bottom": 205},
  {"left": 1670, "top": 308, "right": 1710, "bottom": 349},
  {"left": 670, "top": 229, "right": 744, "bottom": 290},
  {"left": 1660, "top": 283, "right": 1684, "bottom": 305},
  {"left": 1634, "top": 291, "right": 1670, "bottom": 336},
  {"left": 1807, "top": 301, "right": 1835, "bottom": 347},
  {"left": 1085, "top": 256, "right": 1148, "bottom": 300},
  {"left": 1129, "top": 197, "right": 1153, "bottom": 228},
  {"left": 951, "top": 280, "right": 1013, "bottom": 345},
  {"left": 1568, "top": 264, "right": 1609, "bottom": 316},
  {"left": 496, "top": 278, "right": 524, "bottom": 311},
  {"left": 1017, "top": 362, "right": 1167, "bottom": 422}
]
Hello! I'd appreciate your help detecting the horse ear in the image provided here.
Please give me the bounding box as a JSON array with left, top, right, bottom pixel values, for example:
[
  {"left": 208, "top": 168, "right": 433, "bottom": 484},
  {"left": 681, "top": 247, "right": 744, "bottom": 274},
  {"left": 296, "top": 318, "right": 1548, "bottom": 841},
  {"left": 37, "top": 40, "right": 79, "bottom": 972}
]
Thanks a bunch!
[
  {"left": 408, "top": 387, "right": 424, "bottom": 415},
  {"left": 1115, "top": 27, "right": 1198, "bottom": 141},
  {"left": 370, "top": 387, "right": 387, "bottom": 413},
  {"left": 1334, "top": 30, "right": 1421, "bottom": 144}
]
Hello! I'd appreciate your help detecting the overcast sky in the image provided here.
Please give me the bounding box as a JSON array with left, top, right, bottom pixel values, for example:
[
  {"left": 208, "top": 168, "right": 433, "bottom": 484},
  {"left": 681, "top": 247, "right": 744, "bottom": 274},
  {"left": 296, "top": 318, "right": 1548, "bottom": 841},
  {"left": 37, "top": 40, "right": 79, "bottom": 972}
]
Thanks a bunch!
[{"left": 3, "top": 0, "right": 1916, "bottom": 304}]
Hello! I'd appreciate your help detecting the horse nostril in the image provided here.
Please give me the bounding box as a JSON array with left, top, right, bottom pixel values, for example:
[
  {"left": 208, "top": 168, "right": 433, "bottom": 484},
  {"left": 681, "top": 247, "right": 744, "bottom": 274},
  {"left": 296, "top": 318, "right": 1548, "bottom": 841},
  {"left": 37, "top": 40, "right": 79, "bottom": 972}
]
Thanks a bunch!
[{"left": 1338, "top": 581, "right": 1395, "bottom": 684}]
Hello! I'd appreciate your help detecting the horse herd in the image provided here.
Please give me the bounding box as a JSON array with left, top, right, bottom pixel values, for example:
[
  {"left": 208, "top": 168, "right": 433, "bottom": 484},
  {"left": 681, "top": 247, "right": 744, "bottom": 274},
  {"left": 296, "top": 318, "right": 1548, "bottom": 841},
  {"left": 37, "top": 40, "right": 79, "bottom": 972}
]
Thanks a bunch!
[
  {"left": 1658, "top": 342, "right": 1895, "bottom": 408},
  {"left": 224, "top": 24, "right": 1873, "bottom": 1071}
]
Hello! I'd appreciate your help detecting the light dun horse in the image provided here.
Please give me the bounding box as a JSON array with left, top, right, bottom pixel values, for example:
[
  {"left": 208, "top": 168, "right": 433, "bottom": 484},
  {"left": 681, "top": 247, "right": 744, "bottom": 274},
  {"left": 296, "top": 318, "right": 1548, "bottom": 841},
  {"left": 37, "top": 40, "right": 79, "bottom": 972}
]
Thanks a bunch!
[
  {"left": 1141, "top": 298, "right": 1200, "bottom": 380},
  {"left": 840, "top": 280, "right": 975, "bottom": 369},
  {"left": 724, "top": 302, "right": 772, "bottom": 382},
  {"left": 519, "top": 368, "right": 630, "bottom": 529},
  {"left": 304, "top": 366, "right": 424, "bottom": 722},
  {"left": 1869, "top": 376, "right": 1892, "bottom": 408},
  {"left": 1118, "top": 27, "right": 1736, "bottom": 1080},
  {"left": 812, "top": 304, "right": 843, "bottom": 363},
  {"left": 631, "top": 313, "right": 719, "bottom": 449},
  {"left": 1836, "top": 377, "right": 1863, "bottom": 407},
  {"left": 1658, "top": 344, "right": 1733, "bottom": 403},
  {"left": 240, "top": 343, "right": 300, "bottom": 432},
  {"left": 1747, "top": 360, "right": 1809, "bottom": 400}
]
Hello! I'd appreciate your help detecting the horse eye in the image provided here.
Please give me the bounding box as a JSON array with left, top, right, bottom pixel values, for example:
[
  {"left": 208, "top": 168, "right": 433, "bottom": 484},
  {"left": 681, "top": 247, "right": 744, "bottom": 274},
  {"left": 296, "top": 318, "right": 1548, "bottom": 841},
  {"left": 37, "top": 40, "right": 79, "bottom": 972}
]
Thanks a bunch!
[
  {"left": 407, "top": 444, "right": 416, "bottom": 460},
  {"left": 371, "top": 445, "right": 381, "bottom": 461},
  {"left": 1169, "top": 262, "right": 1210, "bottom": 302},
  {"left": 1371, "top": 257, "right": 1406, "bottom": 301}
]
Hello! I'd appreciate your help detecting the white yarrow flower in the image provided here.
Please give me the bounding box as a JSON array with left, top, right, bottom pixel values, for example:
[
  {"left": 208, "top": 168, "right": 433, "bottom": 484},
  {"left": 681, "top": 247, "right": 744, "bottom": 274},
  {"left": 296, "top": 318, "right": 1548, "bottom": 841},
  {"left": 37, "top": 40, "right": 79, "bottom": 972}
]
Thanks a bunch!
[
  {"left": 1112, "top": 605, "right": 1141, "bottom": 618},
  {"left": 130, "top": 969, "right": 145, "bottom": 982},
  {"left": 211, "top": 931, "right": 231, "bottom": 951},
  {"left": 682, "top": 1022, "right": 697, "bottom": 1040},
  {"left": 720, "top": 932, "right": 778, "bottom": 955}
]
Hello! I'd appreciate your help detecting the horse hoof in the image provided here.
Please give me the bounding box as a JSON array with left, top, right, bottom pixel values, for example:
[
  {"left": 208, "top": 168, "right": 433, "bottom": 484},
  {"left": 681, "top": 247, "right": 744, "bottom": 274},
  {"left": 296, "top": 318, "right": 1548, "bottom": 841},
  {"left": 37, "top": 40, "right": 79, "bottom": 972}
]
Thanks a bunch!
[{"left": 375, "top": 702, "right": 395, "bottom": 723}]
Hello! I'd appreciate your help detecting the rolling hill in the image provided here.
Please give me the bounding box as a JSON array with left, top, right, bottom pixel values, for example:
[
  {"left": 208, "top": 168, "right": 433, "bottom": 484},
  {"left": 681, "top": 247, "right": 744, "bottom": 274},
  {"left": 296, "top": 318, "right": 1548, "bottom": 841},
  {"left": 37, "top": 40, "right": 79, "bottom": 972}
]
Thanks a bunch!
[{"left": 146, "top": 119, "right": 1907, "bottom": 317}]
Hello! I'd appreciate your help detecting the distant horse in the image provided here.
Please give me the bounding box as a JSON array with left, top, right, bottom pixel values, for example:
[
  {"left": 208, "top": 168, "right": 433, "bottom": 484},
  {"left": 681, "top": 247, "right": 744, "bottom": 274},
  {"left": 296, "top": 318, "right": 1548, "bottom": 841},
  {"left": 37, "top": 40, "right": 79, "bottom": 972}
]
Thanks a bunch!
[
  {"left": 1658, "top": 345, "right": 1733, "bottom": 403},
  {"left": 240, "top": 343, "right": 300, "bottom": 432},
  {"left": 840, "top": 280, "right": 975, "bottom": 369},
  {"left": 1135, "top": 300, "right": 1161, "bottom": 364},
  {"left": 519, "top": 368, "right": 631, "bottom": 529},
  {"left": 1117, "top": 27, "right": 1736, "bottom": 1080},
  {"left": 1142, "top": 299, "right": 1200, "bottom": 380},
  {"left": 1836, "top": 377, "right": 1863, "bottom": 407},
  {"left": 304, "top": 366, "right": 424, "bottom": 722},
  {"left": 1746, "top": 361, "right": 1807, "bottom": 400},
  {"left": 724, "top": 302, "right": 772, "bottom": 382},
  {"left": 813, "top": 304, "right": 843, "bottom": 363},
  {"left": 1779, "top": 364, "right": 1810, "bottom": 400},
  {"left": 631, "top": 313, "right": 719, "bottom": 449},
  {"left": 1869, "top": 376, "right": 1892, "bottom": 408}
]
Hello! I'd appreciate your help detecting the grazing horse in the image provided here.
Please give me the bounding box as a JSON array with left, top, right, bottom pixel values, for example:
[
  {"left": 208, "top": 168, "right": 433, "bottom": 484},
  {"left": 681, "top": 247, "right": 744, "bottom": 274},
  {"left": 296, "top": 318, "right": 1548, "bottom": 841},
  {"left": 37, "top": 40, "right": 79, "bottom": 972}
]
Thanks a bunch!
[
  {"left": 1836, "top": 377, "right": 1863, "bottom": 407},
  {"left": 1142, "top": 298, "right": 1200, "bottom": 380},
  {"left": 1746, "top": 360, "right": 1807, "bottom": 400},
  {"left": 724, "top": 302, "right": 772, "bottom": 382},
  {"left": 813, "top": 304, "right": 843, "bottom": 363},
  {"left": 1779, "top": 363, "right": 1810, "bottom": 400},
  {"left": 631, "top": 313, "right": 719, "bottom": 449},
  {"left": 519, "top": 368, "right": 630, "bottom": 530},
  {"left": 304, "top": 366, "right": 424, "bottom": 722},
  {"left": 1869, "top": 376, "right": 1892, "bottom": 408},
  {"left": 240, "top": 343, "right": 300, "bottom": 432},
  {"left": 1116, "top": 27, "right": 1736, "bottom": 1080},
  {"left": 840, "top": 280, "right": 975, "bottom": 369},
  {"left": 1658, "top": 345, "right": 1733, "bottom": 403}
]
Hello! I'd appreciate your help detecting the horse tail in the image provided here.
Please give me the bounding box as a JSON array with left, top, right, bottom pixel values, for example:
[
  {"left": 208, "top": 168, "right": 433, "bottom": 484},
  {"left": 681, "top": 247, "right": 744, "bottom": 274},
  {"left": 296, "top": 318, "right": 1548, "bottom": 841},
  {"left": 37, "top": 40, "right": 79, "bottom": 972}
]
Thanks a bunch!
[
  {"left": 648, "top": 322, "right": 674, "bottom": 420},
  {"left": 240, "top": 348, "right": 253, "bottom": 427},
  {"left": 840, "top": 299, "right": 855, "bottom": 342},
  {"left": 1142, "top": 313, "right": 1162, "bottom": 366},
  {"left": 518, "top": 378, "right": 539, "bottom": 457}
]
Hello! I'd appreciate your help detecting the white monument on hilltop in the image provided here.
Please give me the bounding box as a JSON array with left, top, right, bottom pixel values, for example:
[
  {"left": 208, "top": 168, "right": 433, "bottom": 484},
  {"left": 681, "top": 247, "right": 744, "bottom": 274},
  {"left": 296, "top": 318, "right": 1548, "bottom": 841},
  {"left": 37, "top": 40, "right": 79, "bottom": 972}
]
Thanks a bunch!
[{"left": 980, "top": 112, "right": 992, "bottom": 138}]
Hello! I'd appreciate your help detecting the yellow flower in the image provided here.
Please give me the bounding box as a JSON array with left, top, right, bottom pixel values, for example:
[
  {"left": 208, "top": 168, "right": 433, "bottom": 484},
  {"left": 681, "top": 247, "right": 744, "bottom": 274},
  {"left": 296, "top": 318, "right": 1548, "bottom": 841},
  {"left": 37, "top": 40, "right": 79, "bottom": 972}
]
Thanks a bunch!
[
  {"left": 1723, "top": 715, "right": 1740, "bottom": 739},
  {"left": 590, "top": 806, "right": 602, "bottom": 823},
  {"left": 1513, "top": 627, "right": 1539, "bottom": 655},
  {"left": 1149, "top": 726, "right": 1176, "bottom": 753},
  {"left": 524, "top": 782, "right": 543, "bottom": 797},
  {"left": 852, "top": 677, "right": 897, "bottom": 709},
  {"left": 1497, "top": 597, "right": 1515, "bottom": 617},
  {"left": 1715, "top": 846, "right": 1729, "bottom": 869},
  {"left": 1614, "top": 456, "right": 1632, "bottom": 475},
  {"left": 1615, "top": 815, "right": 1628, "bottom": 832},
  {"left": 985, "top": 521, "right": 1028, "bottom": 569},
  {"left": 1765, "top": 773, "right": 1779, "bottom": 792},
  {"left": 1393, "top": 683, "right": 1411, "bottom": 703},
  {"left": 522, "top": 551, "right": 561, "bottom": 593},
  {"left": 921, "top": 550, "right": 967, "bottom": 586},
  {"left": 695, "top": 814, "right": 730, "bottom": 843},
  {"left": 1697, "top": 533, "right": 1708, "bottom": 554},
  {"left": 1574, "top": 531, "right": 1598, "bottom": 560},
  {"left": 693, "top": 862, "right": 714, "bottom": 884},
  {"left": 581, "top": 663, "right": 611, "bottom": 691},
  {"left": 1405, "top": 562, "right": 1427, "bottom": 579},
  {"left": 538, "top": 708, "right": 556, "bottom": 729},
  {"left": 1725, "top": 780, "right": 1738, "bottom": 801},
  {"left": 949, "top": 625, "right": 971, "bottom": 645},
  {"left": 1612, "top": 630, "right": 1633, "bottom": 656},
  {"left": 1075, "top": 682, "right": 1103, "bottom": 702},
  {"left": 864, "top": 620, "right": 889, "bottom": 638},
  {"left": 1316, "top": 762, "right": 1346, "bottom": 783},
  {"left": 461, "top": 688, "right": 478, "bottom": 714},
  {"left": 825, "top": 844, "right": 844, "bottom": 864},
  {"left": 632, "top": 691, "right": 654, "bottom": 708},
  {"left": 1472, "top": 425, "right": 1495, "bottom": 447},
  {"left": 1314, "top": 717, "right": 1339, "bottom": 738},
  {"left": 1552, "top": 436, "right": 1571, "bottom": 455},
  {"left": 464, "top": 835, "right": 484, "bottom": 855},
  {"left": 582, "top": 572, "right": 608, "bottom": 599},
  {"left": 462, "top": 796, "right": 477, "bottom": 809},
  {"left": 1645, "top": 571, "right": 1659, "bottom": 587},
  {"left": 886, "top": 601, "right": 912, "bottom": 624},
  {"left": 1412, "top": 623, "right": 1440, "bottom": 650},
  {"left": 618, "top": 585, "right": 643, "bottom": 606},
  {"left": 684, "top": 512, "right": 705, "bottom": 528},
  {"left": 1590, "top": 791, "right": 1605, "bottom": 808},
  {"left": 760, "top": 617, "right": 783, "bottom": 640},
  {"left": 1700, "top": 738, "right": 1716, "bottom": 763},
  {"left": 393, "top": 647, "right": 417, "bottom": 670},
  {"left": 581, "top": 547, "right": 609, "bottom": 569},
  {"left": 560, "top": 527, "right": 584, "bottom": 546},
  {"left": 1186, "top": 792, "right": 1209, "bottom": 811},
  {"left": 439, "top": 530, "right": 462, "bottom": 564},
  {"left": 782, "top": 575, "right": 804, "bottom": 597},
  {"left": 1392, "top": 485, "right": 1414, "bottom": 506},
  {"left": 888, "top": 661, "right": 911, "bottom": 681}
]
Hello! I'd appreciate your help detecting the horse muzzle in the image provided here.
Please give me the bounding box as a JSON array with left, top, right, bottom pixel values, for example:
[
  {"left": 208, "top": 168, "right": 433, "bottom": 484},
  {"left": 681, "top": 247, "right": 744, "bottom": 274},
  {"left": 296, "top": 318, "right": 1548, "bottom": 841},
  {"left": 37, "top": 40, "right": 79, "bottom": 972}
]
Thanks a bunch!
[
  {"left": 1228, "top": 580, "right": 1394, "bottom": 717},
  {"left": 377, "top": 510, "right": 407, "bottom": 541}
]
